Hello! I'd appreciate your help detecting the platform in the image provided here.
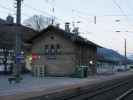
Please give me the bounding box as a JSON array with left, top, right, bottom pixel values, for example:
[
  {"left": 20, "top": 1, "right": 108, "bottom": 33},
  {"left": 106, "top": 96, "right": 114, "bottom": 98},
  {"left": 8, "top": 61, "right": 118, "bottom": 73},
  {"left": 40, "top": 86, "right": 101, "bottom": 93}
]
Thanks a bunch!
[{"left": 0, "top": 71, "right": 133, "bottom": 100}]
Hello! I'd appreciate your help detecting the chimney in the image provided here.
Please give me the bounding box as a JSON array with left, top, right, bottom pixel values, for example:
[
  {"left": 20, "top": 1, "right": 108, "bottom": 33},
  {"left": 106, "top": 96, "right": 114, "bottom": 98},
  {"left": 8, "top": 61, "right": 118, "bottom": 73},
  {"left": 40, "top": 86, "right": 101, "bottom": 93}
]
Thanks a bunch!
[
  {"left": 72, "top": 27, "right": 79, "bottom": 35},
  {"left": 56, "top": 23, "right": 60, "bottom": 28},
  {"left": 6, "top": 15, "right": 14, "bottom": 25},
  {"left": 71, "top": 27, "right": 79, "bottom": 41},
  {"left": 65, "top": 22, "right": 70, "bottom": 32}
]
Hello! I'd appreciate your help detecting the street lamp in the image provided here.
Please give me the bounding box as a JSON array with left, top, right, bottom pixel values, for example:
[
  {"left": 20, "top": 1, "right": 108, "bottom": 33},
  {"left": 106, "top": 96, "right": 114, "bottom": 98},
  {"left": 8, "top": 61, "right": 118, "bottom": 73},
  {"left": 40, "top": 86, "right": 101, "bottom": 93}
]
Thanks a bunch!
[{"left": 89, "top": 60, "right": 93, "bottom": 65}]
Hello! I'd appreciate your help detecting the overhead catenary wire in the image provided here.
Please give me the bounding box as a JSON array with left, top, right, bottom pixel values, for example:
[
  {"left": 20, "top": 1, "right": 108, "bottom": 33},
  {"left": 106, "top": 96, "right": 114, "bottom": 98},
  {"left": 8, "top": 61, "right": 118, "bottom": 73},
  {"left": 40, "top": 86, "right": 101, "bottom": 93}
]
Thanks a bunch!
[
  {"left": 23, "top": 0, "right": 133, "bottom": 25},
  {"left": 72, "top": 9, "right": 133, "bottom": 17},
  {"left": 72, "top": 7, "right": 133, "bottom": 22},
  {"left": 71, "top": 8, "right": 133, "bottom": 26},
  {"left": 0, "top": 4, "right": 15, "bottom": 12},
  {"left": 0, "top": 10, "right": 13, "bottom": 15},
  {"left": 24, "top": 3, "right": 52, "bottom": 17},
  {"left": 71, "top": 7, "right": 133, "bottom": 33},
  {"left": 111, "top": 0, "right": 133, "bottom": 26},
  {"left": 0, "top": 1, "right": 64, "bottom": 23},
  {"left": 0, "top": 3, "right": 31, "bottom": 18},
  {"left": 24, "top": 3, "right": 66, "bottom": 23},
  {"left": 0, "top": 4, "right": 15, "bottom": 16}
]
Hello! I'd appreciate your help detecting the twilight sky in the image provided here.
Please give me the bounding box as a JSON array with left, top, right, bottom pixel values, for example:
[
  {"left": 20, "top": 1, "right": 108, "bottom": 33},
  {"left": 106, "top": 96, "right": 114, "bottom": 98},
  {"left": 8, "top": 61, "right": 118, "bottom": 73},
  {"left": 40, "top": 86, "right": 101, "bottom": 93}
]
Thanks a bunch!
[{"left": 0, "top": 0, "right": 133, "bottom": 56}]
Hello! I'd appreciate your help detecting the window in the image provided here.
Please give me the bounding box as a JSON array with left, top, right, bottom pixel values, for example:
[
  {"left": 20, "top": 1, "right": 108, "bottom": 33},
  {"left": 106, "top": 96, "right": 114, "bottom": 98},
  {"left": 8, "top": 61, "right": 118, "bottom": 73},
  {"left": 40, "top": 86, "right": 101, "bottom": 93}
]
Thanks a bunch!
[
  {"left": 51, "top": 44, "right": 54, "bottom": 49},
  {"left": 45, "top": 44, "right": 49, "bottom": 54},
  {"left": 44, "top": 44, "right": 61, "bottom": 59},
  {"left": 56, "top": 44, "right": 60, "bottom": 49},
  {"left": 50, "top": 44, "right": 55, "bottom": 54},
  {"left": 45, "top": 44, "right": 56, "bottom": 59},
  {"left": 45, "top": 44, "right": 48, "bottom": 49},
  {"left": 56, "top": 44, "right": 61, "bottom": 54},
  {"left": 50, "top": 36, "right": 54, "bottom": 40}
]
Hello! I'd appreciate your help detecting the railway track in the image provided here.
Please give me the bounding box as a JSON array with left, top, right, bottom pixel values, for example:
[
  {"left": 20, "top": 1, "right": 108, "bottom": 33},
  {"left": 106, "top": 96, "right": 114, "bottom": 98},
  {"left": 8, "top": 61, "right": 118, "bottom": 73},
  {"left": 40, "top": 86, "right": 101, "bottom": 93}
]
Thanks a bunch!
[
  {"left": 24, "top": 75, "right": 133, "bottom": 100},
  {"left": 116, "top": 88, "right": 133, "bottom": 100},
  {"left": 65, "top": 76, "right": 133, "bottom": 100}
]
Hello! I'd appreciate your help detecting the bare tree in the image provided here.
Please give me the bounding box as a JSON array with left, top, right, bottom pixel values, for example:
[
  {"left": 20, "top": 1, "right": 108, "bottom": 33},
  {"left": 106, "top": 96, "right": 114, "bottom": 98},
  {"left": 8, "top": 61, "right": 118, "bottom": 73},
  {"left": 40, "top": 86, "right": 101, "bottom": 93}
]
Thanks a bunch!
[{"left": 23, "top": 15, "right": 57, "bottom": 31}]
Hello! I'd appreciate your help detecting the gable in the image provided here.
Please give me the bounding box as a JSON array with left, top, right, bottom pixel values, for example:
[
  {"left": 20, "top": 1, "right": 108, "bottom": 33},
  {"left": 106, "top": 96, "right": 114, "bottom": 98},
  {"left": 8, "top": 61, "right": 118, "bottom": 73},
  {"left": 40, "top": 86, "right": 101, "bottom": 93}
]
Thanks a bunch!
[
  {"left": 32, "top": 29, "right": 77, "bottom": 53},
  {"left": 30, "top": 25, "right": 100, "bottom": 48}
]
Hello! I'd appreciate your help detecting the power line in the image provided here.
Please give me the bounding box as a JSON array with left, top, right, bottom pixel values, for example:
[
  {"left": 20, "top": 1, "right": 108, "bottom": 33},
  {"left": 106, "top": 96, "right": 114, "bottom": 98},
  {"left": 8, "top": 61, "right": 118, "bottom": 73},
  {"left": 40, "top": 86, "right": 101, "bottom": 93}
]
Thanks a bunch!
[
  {"left": 124, "top": 0, "right": 133, "bottom": 15},
  {"left": 0, "top": 4, "right": 32, "bottom": 18},
  {"left": 111, "top": 0, "right": 133, "bottom": 26},
  {"left": 0, "top": 4, "right": 15, "bottom": 12},
  {"left": 24, "top": 3, "right": 52, "bottom": 17},
  {"left": 72, "top": 9, "right": 133, "bottom": 17},
  {"left": 71, "top": 8, "right": 133, "bottom": 25},
  {"left": 0, "top": 10, "right": 13, "bottom": 15},
  {"left": 112, "top": 0, "right": 126, "bottom": 16},
  {"left": 72, "top": 4, "right": 133, "bottom": 33},
  {"left": 72, "top": 8, "right": 133, "bottom": 24},
  {"left": 24, "top": 3, "right": 65, "bottom": 23},
  {"left": 0, "top": 2, "right": 65, "bottom": 24},
  {"left": 24, "top": 3, "right": 64, "bottom": 23}
]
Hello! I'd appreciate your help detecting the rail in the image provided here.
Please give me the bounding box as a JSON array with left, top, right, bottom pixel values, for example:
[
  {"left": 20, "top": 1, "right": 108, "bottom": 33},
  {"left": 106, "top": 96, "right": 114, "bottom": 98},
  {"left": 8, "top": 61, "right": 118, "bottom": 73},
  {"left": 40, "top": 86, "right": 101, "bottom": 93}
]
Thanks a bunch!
[
  {"left": 116, "top": 88, "right": 133, "bottom": 100},
  {"left": 65, "top": 77, "right": 133, "bottom": 100},
  {"left": 23, "top": 75, "right": 133, "bottom": 100}
]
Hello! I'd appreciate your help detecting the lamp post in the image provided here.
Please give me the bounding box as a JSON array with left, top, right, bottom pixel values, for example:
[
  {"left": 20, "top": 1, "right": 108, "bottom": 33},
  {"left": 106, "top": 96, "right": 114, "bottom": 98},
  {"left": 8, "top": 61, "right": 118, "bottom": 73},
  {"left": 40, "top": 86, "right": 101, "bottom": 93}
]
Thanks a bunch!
[
  {"left": 115, "top": 30, "right": 128, "bottom": 70},
  {"left": 124, "top": 38, "right": 127, "bottom": 70}
]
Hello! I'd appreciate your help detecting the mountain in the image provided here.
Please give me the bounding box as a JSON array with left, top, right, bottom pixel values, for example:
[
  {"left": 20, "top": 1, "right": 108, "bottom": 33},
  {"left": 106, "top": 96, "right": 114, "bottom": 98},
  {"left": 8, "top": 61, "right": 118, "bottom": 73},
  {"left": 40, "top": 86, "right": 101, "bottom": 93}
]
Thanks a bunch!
[{"left": 127, "top": 54, "right": 133, "bottom": 60}]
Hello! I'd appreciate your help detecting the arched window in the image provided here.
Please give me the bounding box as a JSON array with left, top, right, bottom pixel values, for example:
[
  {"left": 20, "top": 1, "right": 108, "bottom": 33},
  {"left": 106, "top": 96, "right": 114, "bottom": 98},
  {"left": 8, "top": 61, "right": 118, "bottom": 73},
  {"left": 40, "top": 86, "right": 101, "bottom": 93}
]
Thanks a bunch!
[
  {"left": 45, "top": 44, "right": 49, "bottom": 54},
  {"left": 56, "top": 44, "right": 61, "bottom": 54},
  {"left": 50, "top": 36, "right": 54, "bottom": 40},
  {"left": 50, "top": 44, "right": 55, "bottom": 55},
  {"left": 51, "top": 44, "right": 54, "bottom": 49}
]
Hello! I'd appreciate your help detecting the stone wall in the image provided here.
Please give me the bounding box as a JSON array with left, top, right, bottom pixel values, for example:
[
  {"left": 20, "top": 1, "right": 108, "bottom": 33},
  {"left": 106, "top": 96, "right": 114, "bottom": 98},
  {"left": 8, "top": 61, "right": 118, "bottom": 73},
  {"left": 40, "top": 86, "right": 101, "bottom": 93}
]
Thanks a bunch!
[
  {"left": 31, "top": 29, "right": 97, "bottom": 76},
  {"left": 32, "top": 30, "right": 77, "bottom": 76}
]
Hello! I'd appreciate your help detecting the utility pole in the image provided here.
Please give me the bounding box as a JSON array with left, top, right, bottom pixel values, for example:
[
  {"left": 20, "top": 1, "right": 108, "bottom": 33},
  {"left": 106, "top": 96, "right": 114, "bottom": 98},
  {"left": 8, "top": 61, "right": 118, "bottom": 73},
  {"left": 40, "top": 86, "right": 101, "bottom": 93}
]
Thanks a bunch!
[
  {"left": 14, "top": 0, "right": 23, "bottom": 81},
  {"left": 94, "top": 16, "right": 96, "bottom": 24},
  {"left": 124, "top": 39, "right": 127, "bottom": 58},
  {"left": 16, "top": 0, "right": 22, "bottom": 25},
  {"left": 124, "top": 39, "right": 127, "bottom": 70}
]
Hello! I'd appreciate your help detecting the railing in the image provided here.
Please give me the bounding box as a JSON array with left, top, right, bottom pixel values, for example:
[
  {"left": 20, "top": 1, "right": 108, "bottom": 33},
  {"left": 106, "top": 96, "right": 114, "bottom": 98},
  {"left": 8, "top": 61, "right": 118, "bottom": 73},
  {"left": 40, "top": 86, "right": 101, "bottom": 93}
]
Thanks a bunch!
[{"left": 32, "top": 64, "right": 46, "bottom": 77}]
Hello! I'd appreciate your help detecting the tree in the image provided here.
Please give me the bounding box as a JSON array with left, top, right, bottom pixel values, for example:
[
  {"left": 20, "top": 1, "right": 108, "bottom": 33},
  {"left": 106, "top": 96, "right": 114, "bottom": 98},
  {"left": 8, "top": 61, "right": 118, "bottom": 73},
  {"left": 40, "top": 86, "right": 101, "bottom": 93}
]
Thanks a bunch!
[{"left": 23, "top": 15, "right": 58, "bottom": 31}]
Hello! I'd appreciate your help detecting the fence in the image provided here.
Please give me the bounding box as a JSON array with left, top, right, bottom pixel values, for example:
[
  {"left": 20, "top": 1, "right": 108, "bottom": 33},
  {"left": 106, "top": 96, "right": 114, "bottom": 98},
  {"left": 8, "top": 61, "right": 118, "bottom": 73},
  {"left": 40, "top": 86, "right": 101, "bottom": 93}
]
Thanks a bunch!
[{"left": 32, "top": 64, "right": 46, "bottom": 77}]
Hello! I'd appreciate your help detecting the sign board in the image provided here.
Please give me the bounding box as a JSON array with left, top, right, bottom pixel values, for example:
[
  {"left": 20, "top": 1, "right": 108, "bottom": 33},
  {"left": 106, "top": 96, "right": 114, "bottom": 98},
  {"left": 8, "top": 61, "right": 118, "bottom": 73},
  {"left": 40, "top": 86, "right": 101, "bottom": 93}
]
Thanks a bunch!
[
  {"left": 16, "top": 53, "right": 24, "bottom": 63},
  {"left": 32, "top": 52, "right": 39, "bottom": 61}
]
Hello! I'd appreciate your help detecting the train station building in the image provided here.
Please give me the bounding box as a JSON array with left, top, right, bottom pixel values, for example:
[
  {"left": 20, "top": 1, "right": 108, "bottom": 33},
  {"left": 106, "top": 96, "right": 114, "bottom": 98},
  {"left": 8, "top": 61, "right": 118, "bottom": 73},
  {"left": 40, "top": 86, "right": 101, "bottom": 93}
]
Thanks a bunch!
[
  {"left": 28, "top": 25, "right": 100, "bottom": 77},
  {"left": 1, "top": 16, "right": 129, "bottom": 77},
  {"left": 0, "top": 16, "right": 100, "bottom": 77}
]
